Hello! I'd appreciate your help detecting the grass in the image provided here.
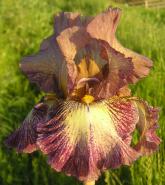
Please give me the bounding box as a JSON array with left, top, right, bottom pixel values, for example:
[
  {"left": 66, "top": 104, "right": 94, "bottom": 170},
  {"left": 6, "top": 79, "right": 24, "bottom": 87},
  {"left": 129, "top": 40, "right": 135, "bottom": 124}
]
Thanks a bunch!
[{"left": 0, "top": 0, "right": 164, "bottom": 185}]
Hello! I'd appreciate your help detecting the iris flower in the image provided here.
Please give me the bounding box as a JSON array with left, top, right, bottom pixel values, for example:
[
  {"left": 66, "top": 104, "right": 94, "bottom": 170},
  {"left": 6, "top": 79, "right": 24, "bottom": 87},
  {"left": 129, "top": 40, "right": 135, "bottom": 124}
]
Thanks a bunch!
[{"left": 6, "top": 7, "right": 160, "bottom": 185}]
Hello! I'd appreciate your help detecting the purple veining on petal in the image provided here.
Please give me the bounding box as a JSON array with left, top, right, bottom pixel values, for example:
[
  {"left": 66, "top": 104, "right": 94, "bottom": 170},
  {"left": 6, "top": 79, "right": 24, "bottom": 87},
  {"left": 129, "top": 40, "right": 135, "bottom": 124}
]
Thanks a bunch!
[
  {"left": 5, "top": 102, "right": 48, "bottom": 153},
  {"left": 36, "top": 97, "right": 143, "bottom": 181}
]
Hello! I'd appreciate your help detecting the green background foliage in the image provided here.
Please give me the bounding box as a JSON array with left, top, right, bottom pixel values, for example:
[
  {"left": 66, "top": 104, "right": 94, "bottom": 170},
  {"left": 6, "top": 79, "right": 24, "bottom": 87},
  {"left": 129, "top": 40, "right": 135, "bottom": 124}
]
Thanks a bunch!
[{"left": 0, "top": 0, "right": 164, "bottom": 184}]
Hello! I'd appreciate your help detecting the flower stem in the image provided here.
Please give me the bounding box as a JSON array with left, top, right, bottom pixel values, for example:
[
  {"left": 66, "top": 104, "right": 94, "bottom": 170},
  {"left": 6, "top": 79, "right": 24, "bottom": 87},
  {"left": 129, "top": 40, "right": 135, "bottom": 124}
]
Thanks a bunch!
[
  {"left": 104, "top": 171, "right": 110, "bottom": 185},
  {"left": 83, "top": 181, "right": 95, "bottom": 185}
]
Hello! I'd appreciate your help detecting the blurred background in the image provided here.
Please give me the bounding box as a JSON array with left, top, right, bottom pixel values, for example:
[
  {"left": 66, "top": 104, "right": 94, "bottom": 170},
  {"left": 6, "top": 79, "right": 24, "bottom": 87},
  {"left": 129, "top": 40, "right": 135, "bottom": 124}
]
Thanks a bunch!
[{"left": 0, "top": 0, "right": 164, "bottom": 185}]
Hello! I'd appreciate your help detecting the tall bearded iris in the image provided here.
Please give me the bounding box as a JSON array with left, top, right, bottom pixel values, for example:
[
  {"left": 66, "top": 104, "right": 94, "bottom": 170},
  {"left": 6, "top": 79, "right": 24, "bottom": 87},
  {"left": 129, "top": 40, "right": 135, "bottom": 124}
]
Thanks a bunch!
[{"left": 5, "top": 7, "right": 160, "bottom": 184}]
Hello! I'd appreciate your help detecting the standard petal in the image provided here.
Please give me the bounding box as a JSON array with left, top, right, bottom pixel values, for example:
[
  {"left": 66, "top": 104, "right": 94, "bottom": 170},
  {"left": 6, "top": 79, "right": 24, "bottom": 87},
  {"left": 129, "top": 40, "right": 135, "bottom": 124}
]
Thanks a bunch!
[
  {"left": 91, "top": 44, "right": 134, "bottom": 99},
  {"left": 54, "top": 12, "right": 81, "bottom": 37},
  {"left": 87, "top": 7, "right": 121, "bottom": 45},
  {"left": 56, "top": 26, "right": 90, "bottom": 61},
  {"left": 20, "top": 36, "right": 67, "bottom": 97},
  {"left": 5, "top": 102, "right": 48, "bottom": 153},
  {"left": 87, "top": 7, "right": 153, "bottom": 83},
  {"left": 57, "top": 28, "right": 106, "bottom": 95},
  {"left": 113, "top": 39, "right": 153, "bottom": 83},
  {"left": 56, "top": 26, "right": 90, "bottom": 93},
  {"left": 57, "top": 25, "right": 134, "bottom": 99},
  {"left": 37, "top": 97, "right": 140, "bottom": 181},
  {"left": 54, "top": 11, "right": 91, "bottom": 37}
]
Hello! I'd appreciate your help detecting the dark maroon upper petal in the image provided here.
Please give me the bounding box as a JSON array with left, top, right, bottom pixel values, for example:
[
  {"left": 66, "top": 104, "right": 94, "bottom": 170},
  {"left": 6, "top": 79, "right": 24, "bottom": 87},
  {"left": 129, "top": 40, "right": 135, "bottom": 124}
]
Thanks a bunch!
[
  {"left": 20, "top": 13, "right": 90, "bottom": 97},
  {"left": 54, "top": 12, "right": 81, "bottom": 37},
  {"left": 20, "top": 36, "right": 68, "bottom": 97}
]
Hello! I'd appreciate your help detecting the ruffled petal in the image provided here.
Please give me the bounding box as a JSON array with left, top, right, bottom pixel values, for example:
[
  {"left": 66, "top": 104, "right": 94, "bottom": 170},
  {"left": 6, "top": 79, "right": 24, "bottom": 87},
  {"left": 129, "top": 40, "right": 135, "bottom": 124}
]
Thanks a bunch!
[
  {"left": 106, "top": 97, "right": 139, "bottom": 145},
  {"left": 57, "top": 28, "right": 107, "bottom": 95},
  {"left": 37, "top": 97, "right": 140, "bottom": 181},
  {"left": 56, "top": 26, "right": 90, "bottom": 92},
  {"left": 56, "top": 26, "right": 90, "bottom": 61},
  {"left": 5, "top": 102, "right": 48, "bottom": 153},
  {"left": 132, "top": 99, "right": 161, "bottom": 155},
  {"left": 54, "top": 14, "right": 92, "bottom": 93},
  {"left": 87, "top": 7, "right": 153, "bottom": 83},
  {"left": 20, "top": 12, "right": 91, "bottom": 96},
  {"left": 20, "top": 36, "right": 67, "bottom": 97},
  {"left": 87, "top": 7, "right": 121, "bottom": 44},
  {"left": 57, "top": 25, "right": 134, "bottom": 99},
  {"left": 91, "top": 44, "right": 134, "bottom": 99},
  {"left": 113, "top": 39, "right": 153, "bottom": 83},
  {"left": 20, "top": 8, "right": 152, "bottom": 97}
]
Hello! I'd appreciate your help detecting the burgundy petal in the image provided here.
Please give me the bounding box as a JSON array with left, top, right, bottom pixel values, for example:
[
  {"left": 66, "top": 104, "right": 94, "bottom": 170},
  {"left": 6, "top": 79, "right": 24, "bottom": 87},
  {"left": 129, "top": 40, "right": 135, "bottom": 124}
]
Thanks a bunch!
[
  {"left": 37, "top": 98, "right": 140, "bottom": 181},
  {"left": 20, "top": 36, "right": 67, "bottom": 97},
  {"left": 113, "top": 39, "right": 153, "bottom": 83},
  {"left": 106, "top": 97, "right": 139, "bottom": 145},
  {"left": 132, "top": 99, "right": 161, "bottom": 155},
  {"left": 92, "top": 44, "right": 134, "bottom": 99},
  {"left": 5, "top": 102, "right": 48, "bottom": 153}
]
